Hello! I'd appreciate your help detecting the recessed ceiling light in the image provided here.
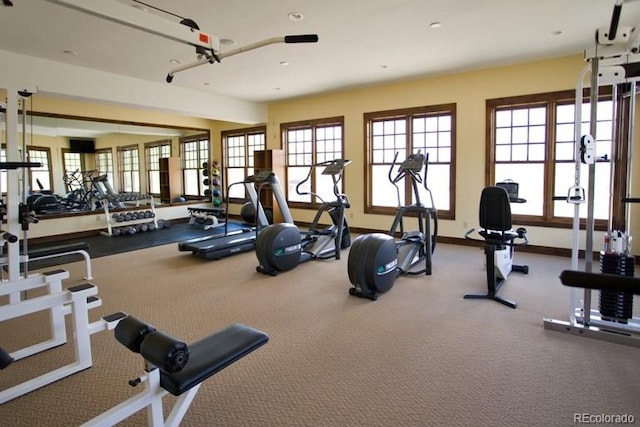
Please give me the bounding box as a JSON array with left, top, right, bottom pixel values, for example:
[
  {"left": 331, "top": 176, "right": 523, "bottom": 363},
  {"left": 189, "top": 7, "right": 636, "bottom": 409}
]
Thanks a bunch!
[
  {"left": 63, "top": 49, "right": 78, "bottom": 56},
  {"left": 288, "top": 12, "right": 304, "bottom": 21},
  {"left": 169, "top": 59, "right": 183, "bottom": 64},
  {"left": 379, "top": 65, "right": 388, "bottom": 69},
  {"left": 273, "top": 87, "right": 281, "bottom": 91},
  {"left": 220, "top": 38, "right": 236, "bottom": 46},
  {"left": 551, "top": 30, "right": 563, "bottom": 36},
  {"left": 429, "top": 21, "right": 442, "bottom": 29},
  {"left": 203, "top": 82, "right": 211, "bottom": 86},
  {"left": 280, "top": 61, "right": 290, "bottom": 66}
]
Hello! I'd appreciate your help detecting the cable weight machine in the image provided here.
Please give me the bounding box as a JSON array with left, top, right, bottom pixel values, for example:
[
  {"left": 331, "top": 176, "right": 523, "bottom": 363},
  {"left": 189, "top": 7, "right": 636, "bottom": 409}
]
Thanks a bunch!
[{"left": 543, "top": 0, "right": 640, "bottom": 347}]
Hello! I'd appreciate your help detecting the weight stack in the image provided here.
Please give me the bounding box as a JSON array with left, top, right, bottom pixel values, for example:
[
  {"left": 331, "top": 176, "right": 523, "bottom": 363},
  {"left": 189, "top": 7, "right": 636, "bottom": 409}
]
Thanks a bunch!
[{"left": 599, "top": 252, "right": 635, "bottom": 323}]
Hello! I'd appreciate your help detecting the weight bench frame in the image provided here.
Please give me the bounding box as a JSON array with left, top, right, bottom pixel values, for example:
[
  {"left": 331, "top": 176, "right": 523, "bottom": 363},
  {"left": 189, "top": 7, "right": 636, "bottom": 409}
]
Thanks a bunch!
[
  {"left": 82, "top": 321, "right": 268, "bottom": 427},
  {"left": 1, "top": 242, "right": 93, "bottom": 280},
  {"left": 0, "top": 274, "right": 124, "bottom": 404},
  {"left": 187, "top": 207, "right": 225, "bottom": 231}
]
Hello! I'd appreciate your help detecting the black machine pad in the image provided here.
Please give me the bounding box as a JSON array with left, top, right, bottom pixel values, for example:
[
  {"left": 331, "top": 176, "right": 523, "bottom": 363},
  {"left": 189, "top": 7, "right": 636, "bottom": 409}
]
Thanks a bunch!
[
  {"left": 560, "top": 270, "right": 640, "bottom": 295},
  {"left": 160, "top": 323, "right": 269, "bottom": 396}
]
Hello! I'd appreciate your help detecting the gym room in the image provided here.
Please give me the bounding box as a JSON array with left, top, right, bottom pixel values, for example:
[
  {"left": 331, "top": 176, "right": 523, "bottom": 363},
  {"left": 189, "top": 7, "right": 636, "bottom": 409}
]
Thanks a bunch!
[{"left": 1, "top": 0, "right": 639, "bottom": 426}]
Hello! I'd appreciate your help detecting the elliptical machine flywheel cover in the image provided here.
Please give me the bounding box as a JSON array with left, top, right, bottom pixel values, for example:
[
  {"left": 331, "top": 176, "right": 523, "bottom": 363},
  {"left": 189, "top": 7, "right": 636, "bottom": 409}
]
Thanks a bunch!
[
  {"left": 256, "top": 223, "right": 302, "bottom": 272},
  {"left": 348, "top": 233, "right": 397, "bottom": 294}
]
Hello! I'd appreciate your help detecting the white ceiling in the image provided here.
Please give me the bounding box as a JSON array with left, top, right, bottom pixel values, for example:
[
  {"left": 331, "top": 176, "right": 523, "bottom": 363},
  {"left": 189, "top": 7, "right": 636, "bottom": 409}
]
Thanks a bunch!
[{"left": 2, "top": 0, "right": 640, "bottom": 120}]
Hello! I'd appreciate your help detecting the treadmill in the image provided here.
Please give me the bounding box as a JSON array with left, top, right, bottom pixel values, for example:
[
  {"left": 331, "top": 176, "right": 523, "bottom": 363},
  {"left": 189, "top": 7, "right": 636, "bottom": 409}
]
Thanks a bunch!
[{"left": 178, "top": 170, "right": 293, "bottom": 260}]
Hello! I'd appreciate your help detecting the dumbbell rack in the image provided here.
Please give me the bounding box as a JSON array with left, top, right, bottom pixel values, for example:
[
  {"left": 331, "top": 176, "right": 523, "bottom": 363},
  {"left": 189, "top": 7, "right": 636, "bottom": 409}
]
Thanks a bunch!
[{"left": 101, "top": 194, "right": 158, "bottom": 237}]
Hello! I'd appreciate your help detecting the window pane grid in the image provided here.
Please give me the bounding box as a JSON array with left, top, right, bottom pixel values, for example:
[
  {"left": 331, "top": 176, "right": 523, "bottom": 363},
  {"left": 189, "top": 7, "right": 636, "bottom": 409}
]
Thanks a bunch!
[
  {"left": 181, "top": 135, "right": 209, "bottom": 196},
  {"left": 412, "top": 114, "right": 453, "bottom": 164},
  {"left": 118, "top": 147, "right": 140, "bottom": 193},
  {"left": 283, "top": 120, "right": 344, "bottom": 203},
  {"left": 490, "top": 92, "right": 615, "bottom": 225},
  {"left": 494, "top": 106, "right": 547, "bottom": 163},
  {"left": 371, "top": 118, "right": 406, "bottom": 164},
  {"left": 222, "top": 128, "right": 266, "bottom": 199},
  {"left": 367, "top": 106, "right": 455, "bottom": 214}
]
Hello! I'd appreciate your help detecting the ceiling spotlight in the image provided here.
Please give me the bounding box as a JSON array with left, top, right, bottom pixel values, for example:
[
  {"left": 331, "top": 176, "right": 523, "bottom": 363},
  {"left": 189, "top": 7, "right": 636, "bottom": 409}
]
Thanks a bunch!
[
  {"left": 379, "top": 64, "right": 388, "bottom": 69},
  {"left": 280, "top": 61, "right": 290, "bottom": 66},
  {"left": 169, "top": 59, "right": 183, "bottom": 64},
  {"left": 551, "top": 30, "right": 563, "bottom": 36},
  {"left": 288, "top": 12, "right": 304, "bottom": 21},
  {"left": 429, "top": 21, "right": 442, "bottom": 29},
  {"left": 220, "top": 38, "right": 236, "bottom": 46},
  {"left": 203, "top": 82, "right": 211, "bottom": 86},
  {"left": 63, "top": 49, "right": 79, "bottom": 56}
]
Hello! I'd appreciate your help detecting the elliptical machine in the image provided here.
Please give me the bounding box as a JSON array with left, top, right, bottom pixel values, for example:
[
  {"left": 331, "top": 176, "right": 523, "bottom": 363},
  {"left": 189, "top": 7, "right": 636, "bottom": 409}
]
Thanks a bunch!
[
  {"left": 255, "top": 159, "right": 351, "bottom": 275},
  {"left": 348, "top": 152, "right": 438, "bottom": 300}
]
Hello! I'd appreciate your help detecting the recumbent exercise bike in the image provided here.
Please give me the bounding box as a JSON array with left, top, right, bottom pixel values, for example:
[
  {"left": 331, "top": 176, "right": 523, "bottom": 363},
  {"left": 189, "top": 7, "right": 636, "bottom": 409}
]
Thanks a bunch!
[
  {"left": 463, "top": 182, "right": 529, "bottom": 309},
  {"left": 348, "top": 152, "right": 438, "bottom": 301},
  {"left": 255, "top": 159, "right": 351, "bottom": 275}
]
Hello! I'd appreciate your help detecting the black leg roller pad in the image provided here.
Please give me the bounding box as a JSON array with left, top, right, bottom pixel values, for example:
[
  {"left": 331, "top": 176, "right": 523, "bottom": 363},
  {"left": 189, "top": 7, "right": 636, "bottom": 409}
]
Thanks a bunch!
[{"left": 113, "top": 316, "right": 269, "bottom": 396}]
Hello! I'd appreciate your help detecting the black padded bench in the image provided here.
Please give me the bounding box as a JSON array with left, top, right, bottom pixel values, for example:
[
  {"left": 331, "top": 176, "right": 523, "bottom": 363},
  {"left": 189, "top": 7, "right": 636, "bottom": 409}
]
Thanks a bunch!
[
  {"left": 160, "top": 323, "right": 269, "bottom": 396},
  {"left": 560, "top": 270, "right": 640, "bottom": 295},
  {"left": 84, "top": 317, "right": 269, "bottom": 425}
]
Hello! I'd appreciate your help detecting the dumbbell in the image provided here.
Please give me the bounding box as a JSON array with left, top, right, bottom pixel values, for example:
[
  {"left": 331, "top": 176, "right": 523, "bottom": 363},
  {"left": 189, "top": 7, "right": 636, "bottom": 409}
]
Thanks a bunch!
[
  {"left": 112, "top": 227, "right": 122, "bottom": 237},
  {"left": 147, "top": 222, "right": 156, "bottom": 231}
]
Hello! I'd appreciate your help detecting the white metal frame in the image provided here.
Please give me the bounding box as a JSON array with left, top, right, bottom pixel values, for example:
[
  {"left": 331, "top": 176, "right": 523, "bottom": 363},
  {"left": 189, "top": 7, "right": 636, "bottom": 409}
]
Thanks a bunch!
[
  {"left": 0, "top": 86, "right": 118, "bottom": 404},
  {"left": 543, "top": 1, "right": 640, "bottom": 347},
  {"left": 0, "top": 278, "right": 120, "bottom": 404},
  {"left": 81, "top": 367, "right": 201, "bottom": 427}
]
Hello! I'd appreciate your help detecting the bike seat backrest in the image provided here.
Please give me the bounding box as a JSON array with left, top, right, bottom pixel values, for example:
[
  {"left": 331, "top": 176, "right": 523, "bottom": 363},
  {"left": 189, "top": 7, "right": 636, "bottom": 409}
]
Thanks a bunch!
[{"left": 479, "top": 186, "right": 513, "bottom": 237}]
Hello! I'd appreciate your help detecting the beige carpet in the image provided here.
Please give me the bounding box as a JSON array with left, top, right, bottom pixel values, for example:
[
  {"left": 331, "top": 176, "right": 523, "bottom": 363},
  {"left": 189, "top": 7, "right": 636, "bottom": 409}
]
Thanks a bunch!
[{"left": 0, "top": 242, "right": 639, "bottom": 426}]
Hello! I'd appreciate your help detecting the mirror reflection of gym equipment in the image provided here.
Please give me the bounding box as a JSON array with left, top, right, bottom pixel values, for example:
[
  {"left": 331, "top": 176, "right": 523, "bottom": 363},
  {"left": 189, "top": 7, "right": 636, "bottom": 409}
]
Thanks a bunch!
[
  {"left": 255, "top": 159, "right": 351, "bottom": 275},
  {"left": 463, "top": 181, "right": 529, "bottom": 309},
  {"left": 347, "top": 152, "right": 437, "bottom": 301}
]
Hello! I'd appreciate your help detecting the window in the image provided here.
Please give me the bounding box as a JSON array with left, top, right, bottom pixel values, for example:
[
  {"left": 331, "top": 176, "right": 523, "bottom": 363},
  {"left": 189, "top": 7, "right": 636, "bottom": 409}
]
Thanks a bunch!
[
  {"left": 282, "top": 117, "right": 344, "bottom": 206},
  {"left": 181, "top": 134, "right": 209, "bottom": 197},
  {"left": 62, "top": 149, "right": 85, "bottom": 193},
  {"left": 145, "top": 140, "right": 171, "bottom": 195},
  {"left": 27, "top": 147, "right": 53, "bottom": 192},
  {"left": 0, "top": 146, "right": 52, "bottom": 194},
  {"left": 364, "top": 104, "right": 455, "bottom": 219},
  {"left": 223, "top": 126, "right": 266, "bottom": 200},
  {"left": 95, "top": 149, "right": 114, "bottom": 189},
  {"left": 117, "top": 145, "right": 140, "bottom": 193},
  {"left": 487, "top": 90, "right": 620, "bottom": 228}
]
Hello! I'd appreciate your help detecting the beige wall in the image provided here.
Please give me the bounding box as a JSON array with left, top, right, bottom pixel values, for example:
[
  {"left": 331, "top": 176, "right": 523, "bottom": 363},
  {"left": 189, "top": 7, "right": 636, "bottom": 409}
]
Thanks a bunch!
[{"left": 268, "top": 54, "right": 638, "bottom": 257}]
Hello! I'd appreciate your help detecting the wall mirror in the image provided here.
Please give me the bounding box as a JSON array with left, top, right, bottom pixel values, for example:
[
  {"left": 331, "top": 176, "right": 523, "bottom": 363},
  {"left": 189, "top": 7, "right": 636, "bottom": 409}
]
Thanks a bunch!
[{"left": 1, "top": 111, "right": 210, "bottom": 217}]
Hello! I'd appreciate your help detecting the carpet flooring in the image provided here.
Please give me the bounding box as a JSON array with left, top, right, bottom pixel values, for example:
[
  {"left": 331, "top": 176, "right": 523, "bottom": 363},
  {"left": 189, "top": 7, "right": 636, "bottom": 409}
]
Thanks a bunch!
[{"left": 1, "top": 242, "right": 639, "bottom": 426}]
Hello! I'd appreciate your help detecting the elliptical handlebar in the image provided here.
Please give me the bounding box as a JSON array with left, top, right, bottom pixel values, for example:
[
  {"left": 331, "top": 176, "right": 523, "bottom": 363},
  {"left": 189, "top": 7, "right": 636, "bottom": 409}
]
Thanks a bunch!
[{"left": 296, "top": 158, "right": 351, "bottom": 204}]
